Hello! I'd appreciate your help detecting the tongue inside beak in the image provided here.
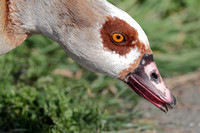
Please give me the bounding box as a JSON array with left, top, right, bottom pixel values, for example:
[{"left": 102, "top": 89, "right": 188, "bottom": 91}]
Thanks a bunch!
[{"left": 125, "top": 54, "right": 176, "bottom": 112}]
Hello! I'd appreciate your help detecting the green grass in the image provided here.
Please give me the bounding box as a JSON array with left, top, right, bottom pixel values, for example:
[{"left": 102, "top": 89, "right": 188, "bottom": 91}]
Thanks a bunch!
[
  {"left": 0, "top": 0, "right": 200, "bottom": 132},
  {"left": 0, "top": 35, "right": 145, "bottom": 133}
]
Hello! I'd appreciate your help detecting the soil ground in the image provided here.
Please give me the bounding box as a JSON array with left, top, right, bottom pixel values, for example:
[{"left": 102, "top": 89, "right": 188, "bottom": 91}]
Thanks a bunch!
[{"left": 137, "top": 70, "right": 200, "bottom": 133}]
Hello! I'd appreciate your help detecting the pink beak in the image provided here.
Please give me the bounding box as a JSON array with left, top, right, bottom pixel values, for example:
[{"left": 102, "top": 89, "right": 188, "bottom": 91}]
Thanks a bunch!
[{"left": 125, "top": 54, "right": 176, "bottom": 112}]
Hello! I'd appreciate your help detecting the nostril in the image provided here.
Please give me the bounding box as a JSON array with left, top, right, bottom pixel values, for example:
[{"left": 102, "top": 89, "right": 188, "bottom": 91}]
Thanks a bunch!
[{"left": 151, "top": 72, "right": 159, "bottom": 81}]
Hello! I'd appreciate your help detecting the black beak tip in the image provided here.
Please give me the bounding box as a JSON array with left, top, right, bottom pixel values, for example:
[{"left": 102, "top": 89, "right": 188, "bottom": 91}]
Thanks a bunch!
[
  {"left": 163, "top": 94, "right": 176, "bottom": 113},
  {"left": 168, "top": 94, "right": 176, "bottom": 109}
]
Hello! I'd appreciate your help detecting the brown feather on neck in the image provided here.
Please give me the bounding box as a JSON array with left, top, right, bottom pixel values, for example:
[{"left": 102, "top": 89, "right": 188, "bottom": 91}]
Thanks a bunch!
[{"left": 0, "top": 0, "right": 27, "bottom": 54}]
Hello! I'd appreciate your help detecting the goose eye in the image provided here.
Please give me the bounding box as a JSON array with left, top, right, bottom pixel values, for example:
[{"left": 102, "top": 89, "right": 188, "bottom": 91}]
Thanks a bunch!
[{"left": 111, "top": 33, "right": 126, "bottom": 44}]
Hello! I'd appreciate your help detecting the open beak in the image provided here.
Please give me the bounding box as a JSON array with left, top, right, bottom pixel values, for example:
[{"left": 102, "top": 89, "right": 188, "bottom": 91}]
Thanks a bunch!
[{"left": 125, "top": 54, "right": 176, "bottom": 112}]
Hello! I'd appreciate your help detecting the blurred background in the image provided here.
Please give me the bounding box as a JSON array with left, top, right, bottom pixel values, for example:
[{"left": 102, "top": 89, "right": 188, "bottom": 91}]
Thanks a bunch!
[{"left": 0, "top": 0, "right": 200, "bottom": 132}]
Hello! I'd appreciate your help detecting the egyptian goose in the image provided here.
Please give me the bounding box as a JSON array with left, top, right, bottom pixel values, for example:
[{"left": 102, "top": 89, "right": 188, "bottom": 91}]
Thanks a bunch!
[{"left": 0, "top": 0, "right": 176, "bottom": 112}]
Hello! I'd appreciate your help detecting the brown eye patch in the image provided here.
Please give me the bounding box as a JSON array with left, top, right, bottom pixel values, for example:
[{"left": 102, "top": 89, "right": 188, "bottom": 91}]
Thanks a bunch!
[{"left": 100, "top": 17, "right": 151, "bottom": 56}]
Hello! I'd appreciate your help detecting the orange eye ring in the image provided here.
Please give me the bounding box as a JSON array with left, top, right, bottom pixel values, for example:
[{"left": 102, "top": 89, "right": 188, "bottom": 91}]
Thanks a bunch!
[{"left": 111, "top": 33, "right": 126, "bottom": 44}]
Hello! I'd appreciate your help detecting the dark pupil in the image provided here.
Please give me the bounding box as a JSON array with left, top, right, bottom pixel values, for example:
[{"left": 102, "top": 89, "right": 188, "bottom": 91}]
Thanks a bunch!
[{"left": 116, "top": 35, "right": 121, "bottom": 39}]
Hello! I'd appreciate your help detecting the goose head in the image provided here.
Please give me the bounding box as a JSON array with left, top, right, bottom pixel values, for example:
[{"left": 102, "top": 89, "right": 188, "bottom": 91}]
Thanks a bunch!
[
  {"left": 0, "top": 0, "right": 176, "bottom": 112},
  {"left": 61, "top": 1, "right": 176, "bottom": 112}
]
